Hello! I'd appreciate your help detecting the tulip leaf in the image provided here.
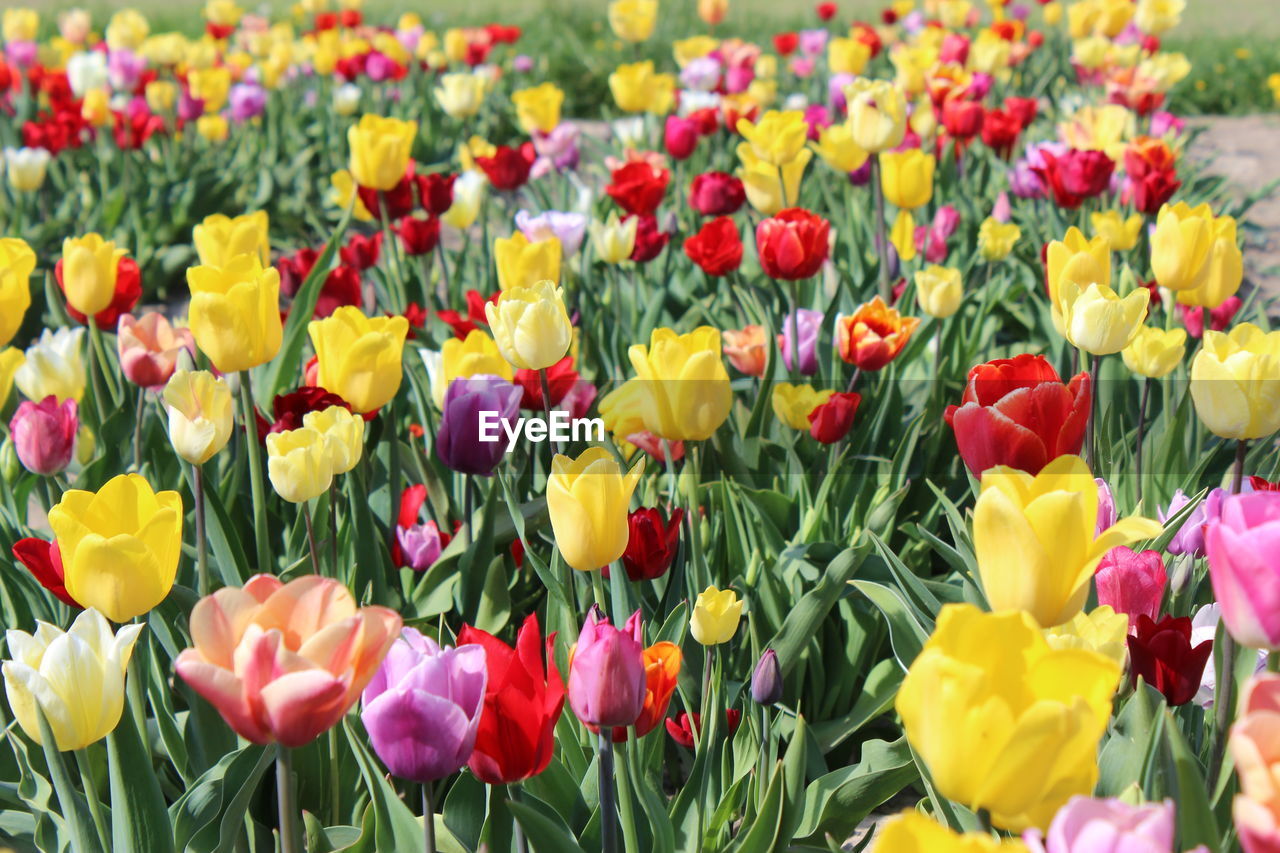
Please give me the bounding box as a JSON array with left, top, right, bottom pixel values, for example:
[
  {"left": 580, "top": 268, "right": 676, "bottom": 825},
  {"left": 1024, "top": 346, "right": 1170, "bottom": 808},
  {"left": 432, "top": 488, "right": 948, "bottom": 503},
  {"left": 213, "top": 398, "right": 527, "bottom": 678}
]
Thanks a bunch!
[
  {"left": 768, "top": 545, "right": 867, "bottom": 679},
  {"left": 32, "top": 709, "right": 101, "bottom": 853},
  {"left": 727, "top": 756, "right": 786, "bottom": 853},
  {"left": 108, "top": 702, "right": 175, "bottom": 853},
  {"left": 794, "top": 737, "right": 918, "bottom": 842},
  {"left": 442, "top": 771, "right": 486, "bottom": 852},
  {"left": 811, "top": 659, "right": 904, "bottom": 753},
  {"left": 343, "top": 718, "right": 426, "bottom": 853},
  {"left": 508, "top": 794, "right": 587, "bottom": 853},
  {"left": 1160, "top": 708, "right": 1220, "bottom": 850},
  {"left": 1097, "top": 679, "right": 1164, "bottom": 797},
  {"left": 169, "top": 743, "right": 273, "bottom": 853},
  {"left": 850, "top": 580, "right": 931, "bottom": 671}
]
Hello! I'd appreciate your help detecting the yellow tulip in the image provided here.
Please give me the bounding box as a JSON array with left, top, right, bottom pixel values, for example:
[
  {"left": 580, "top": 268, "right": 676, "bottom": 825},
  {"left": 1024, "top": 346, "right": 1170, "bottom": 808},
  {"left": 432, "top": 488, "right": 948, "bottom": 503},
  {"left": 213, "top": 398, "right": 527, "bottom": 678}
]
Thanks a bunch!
[
  {"left": 696, "top": 0, "right": 728, "bottom": 26},
  {"left": 4, "top": 147, "right": 51, "bottom": 193},
  {"left": 1175, "top": 214, "right": 1243, "bottom": 309},
  {"left": 2, "top": 8, "right": 38, "bottom": 42},
  {"left": 80, "top": 88, "right": 111, "bottom": 127},
  {"left": 0, "top": 347, "right": 23, "bottom": 407},
  {"left": 1122, "top": 326, "right": 1187, "bottom": 379},
  {"left": 880, "top": 149, "right": 935, "bottom": 210},
  {"left": 3, "top": 609, "right": 143, "bottom": 751},
  {"left": 909, "top": 96, "right": 937, "bottom": 140},
  {"left": 0, "top": 238, "right": 36, "bottom": 347},
  {"left": 512, "top": 82, "right": 564, "bottom": 135},
  {"left": 1045, "top": 227, "right": 1110, "bottom": 309},
  {"left": 267, "top": 427, "right": 334, "bottom": 503},
  {"left": 978, "top": 218, "right": 1020, "bottom": 261},
  {"left": 495, "top": 233, "right": 562, "bottom": 292},
  {"left": 736, "top": 110, "right": 808, "bottom": 168},
  {"left": 609, "top": 61, "right": 675, "bottom": 115},
  {"left": 15, "top": 328, "right": 86, "bottom": 403},
  {"left": 672, "top": 35, "right": 718, "bottom": 67},
  {"left": 145, "top": 80, "right": 178, "bottom": 113},
  {"left": 829, "top": 37, "right": 871, "bottom": 75},
  {"left": 188, "top": 66, "right": 231, "bottom": 113},
  {"left": 485, "top": 280, "right": 573, "bottom": 371},
  {"left": 162, "top": 369, "right": 233, "bottom": 465},
  {"left": 737, "top": 145, "right": 810, "bottom": 216},
  {"left": 1091, "top": 210, "right": 1143, "bottom": 251},
  {"left": 589, "top": 213, "right": 639, "bottom": 264},
  {"left": 308, "top": 306, "right": 409, "bottom": 414},
  {"left": 897, "top": 603, "right": 1121, "bottom": 832},
  {"left": 434, "top": 73, "right": 488, "bottom": 121},
  {"left": 192, "top": 211, "right": 270, "bottom": 268},
  {"left": 810, "top": 124, "right": 869, "bottom": 175},
  {"left": 871, "top": 812, "right": 1029, "bottom": 853},
  {"left": 187, "top": 254, "right": 283, "bottom": 373},
  {"left": 771, "top": 383, "right": 833, "bottom": 430},
  {"left": 1058, "top": 281, "right": 1149, "bottom": 356},
  {"left": 424, "top": 330, "right": 514, "bottom": 407},
  {"left": 442, "top": 172, "right": 486, "bottom": 230},
  {"left": 205, "top": 0, "right": 242, "bottom": 26},
  {"left": 61, "top": 234, "right": 126, "bottom": 318},
  {"left": 196, "top": 115, "right": 229, "bottom": 142},
  {"left": 347, "top": 114, "right": 417, "bottom": 192},
  {"left": 1189, "top": 323, "right": 1280, "bottom": 441},
  {"left": 106, "top": 9, "right": 149, "bottom": 51},
  {"left": 329, "top": 169, "right": 374, "bottom": 221},
  {"left": 845, "top": 78, "right": 907, "bottom": 153},
  {"left": 1136, "top": 0, "right": 1184, "bottom": 34},
  {"left": 1150, "top": 202, "right": 1215, "bottom": 293},
  {"left": 890, "top": 210, "right": 916, "bottom": 262},
  {"left": 607, "top": 0, "right": 657, "bottom": 43},
  {"left": 302, "top": 405, "right": 364, "bottom": 475},
  {"left": 690, "top": 585, "right": 743, "bottom": 645},
  {"left": 599, "top": 326, "right": 733, "bottom": 442},
  {"left": 1042, "top": 605, "right": 1129, "bottom": 669},
  {"left": 547, "top": 447, "right": 644, "bottom": 572},
  {"left": 48, "top": 473, "right": 184, "bottom": 623},
  {"left": 914, "top": 265, "right": 963, "bottom": 319},
  {"left": 973, "top": 454, "right": 1163, "bottom": 627}
]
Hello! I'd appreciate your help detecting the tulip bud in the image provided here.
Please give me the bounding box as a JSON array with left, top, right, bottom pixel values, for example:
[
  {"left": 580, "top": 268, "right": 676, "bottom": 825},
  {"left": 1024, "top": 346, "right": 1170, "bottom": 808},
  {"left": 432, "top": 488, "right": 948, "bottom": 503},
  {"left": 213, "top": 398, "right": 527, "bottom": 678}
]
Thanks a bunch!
[
  {"left": 266, "top": 427, "right": 335, "bottom": 503},
  {"left": 10, "top": 396, "right": 78, "bottom": 476},
  {"left": 76, "top": 425, "right": 95, "bottom": 465},
  {"left": 750, "top": 649, "right": 783, "bottom": 705},
  {"left": 913, "top": 265, "right": 963, "bottom": 319},
  {"left": 569, "top": 607, "right": 647, "bottom": 728},
  {"left": 690, "top": 585, "right": 743, "bottom": 645},
  {"left": 0, "top": 437, "right": 20, "bottom": 483}
]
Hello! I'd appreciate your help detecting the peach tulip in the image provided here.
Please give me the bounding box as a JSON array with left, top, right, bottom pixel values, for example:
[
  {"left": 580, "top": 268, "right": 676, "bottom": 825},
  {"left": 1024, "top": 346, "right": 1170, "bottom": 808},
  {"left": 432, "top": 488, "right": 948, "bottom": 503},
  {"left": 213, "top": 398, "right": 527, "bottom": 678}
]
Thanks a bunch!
[{"left": 117, "top": 313, "right": 194, "bottom": 389}]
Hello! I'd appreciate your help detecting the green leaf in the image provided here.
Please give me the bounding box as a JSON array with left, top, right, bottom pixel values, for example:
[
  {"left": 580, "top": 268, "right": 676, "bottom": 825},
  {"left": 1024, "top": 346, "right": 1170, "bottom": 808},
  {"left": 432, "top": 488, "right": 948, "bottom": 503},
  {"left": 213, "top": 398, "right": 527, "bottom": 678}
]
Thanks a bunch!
[
  {"left": 169, "top": 743, "right": 273, "bottom": 853},
  {"left": 107, "top": 701, "right": 175, "bottom": 853},
  {"left": 1161, "top": 708, "right": 1220, "bottom": 850},
  {"left": 795, "top": 737, "right": 918, "bottom": 842},
  {"left": 343, "top": 718, "right": 425, "bottom": 853},
  {"left": 508, "top": 796, "right": 588, "bottom": 853},
  {"left": 768, "top": 546, "right": 866, "bottom": 679},
  {"left": 850, "top": 580, "right": 931, "bottom": 670},
  {"left": 811, "top": 659, "right": 904, "bottom": 753},
  {"left": 33, "top": 710, "right": 100, "bottom": 853}
]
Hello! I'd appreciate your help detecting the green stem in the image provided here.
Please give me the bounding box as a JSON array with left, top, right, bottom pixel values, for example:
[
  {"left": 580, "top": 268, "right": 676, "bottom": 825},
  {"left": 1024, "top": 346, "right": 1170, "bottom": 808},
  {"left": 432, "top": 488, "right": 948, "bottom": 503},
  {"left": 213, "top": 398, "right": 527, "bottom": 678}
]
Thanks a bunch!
[
  {"left": 194, "top": 464, "right": 209, "bottom": 596},
  {"left": 328, "top": 727, "right": 341, "bottom": 825},
  {"left": 276, "top": 745, "right": 300, "bottom": 853},
  {"left": 1135, "top": 378, "right": 1150, "bottom": 507},
  {"left": 597, "top": 732, "right": 619, "bottom": 853},
  {"left": 238, "top": 371, "right": 272, "bottom": 573},
  {"left": 88, "top": 316, "right": 121, "bottom": 405},
  {"left": 612, "top": 738, "right": 641, "bottom": 853},
  {"left": 591, "top": 570, "right": 608, "bottom": 617},
  {"left": 787, "top": 280, "right": 801, "bottom": 380},
  {"left": 73, "top": 749, "right": 110, "bottom": 850},
  {"left": 423, "top": 784, "right": 437, "bottom": 853},
  {"left": 539, "top": 367, "right": 562, "bottom": 457},
  {"left": 303, "top": 501, "right": 321, "bottom": 574},
  {"left": 131, "top": 386, "right": 146, "bottom": 471},
  {"left": 386, "top": 396, "right": 401, "bottom": 548},
  {"left": 871, "top": 154, "right": 891, "bottom": 303}
]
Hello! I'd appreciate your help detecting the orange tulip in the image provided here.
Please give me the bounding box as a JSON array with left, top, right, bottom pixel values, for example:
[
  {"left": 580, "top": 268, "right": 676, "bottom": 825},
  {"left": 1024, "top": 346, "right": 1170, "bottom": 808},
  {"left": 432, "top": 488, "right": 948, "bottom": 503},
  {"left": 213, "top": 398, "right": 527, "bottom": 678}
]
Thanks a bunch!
[
  {"left": 721, "top": 325, "right": 768, "bottom": 377},
  {"left": 594, "top": 641, "right": 682, "bottom": 742},
  {"left": 835, "top": 297, "right": 921, "bottom": 371}
]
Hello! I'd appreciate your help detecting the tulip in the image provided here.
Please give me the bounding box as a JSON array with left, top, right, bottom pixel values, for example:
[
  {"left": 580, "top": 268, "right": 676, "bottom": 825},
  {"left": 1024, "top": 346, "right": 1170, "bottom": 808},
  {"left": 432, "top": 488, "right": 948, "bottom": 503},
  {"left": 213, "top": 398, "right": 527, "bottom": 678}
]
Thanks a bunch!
[
  {"left": 511, "top": 82, "right": 563, "bottom": 135},
  {"left": 308, "top": 306, "right": 409, "bottom": 413},
  {"left": 494, "top": 232, "right": 562, "bottom": 291},
  {"left": 12, "top": 538, "right": 77, "bottom": 608},
  {"left": 422, "top": 330, "right": 514, "bottom": 407},
  {"left": 897, "top": 603, "right": 1122, "bottom": 832},
  {"left": 0, "top": 239, "right": 35, "bottom": 351},
  {"left": 176, "top": 574, "right": 401, "bottom": 746},
  {"left": 1021, "top": 797, "right": 1177, "bottom": 853},
  {"left": 1205, "top": 492, "right": 1280, "bottom": 649},
  {"left": 808, "top": 392, "right": 861, "bottom": 444},
  {"left": 617, "top": 507, "right": 684, "bottom": 582},
  {"left": 1121, "top": 326, "right": 1186, "bottom": 380},
  {"left": 1041, "top": 606, "right": 1129, "bottom": 669},
  {"left": 1150, "top": 202, "right": 1214, "bottom": 293},
  {"left": 163, "top": 369, "right": 234, "bottom": 465},
  {"left": 3, "top": 147, "right": 50, "bottom": 192},
  {"left": 778, "top": 308, "right": 822, "bottom": 375},
  {"left": 880, "top": 149, "right": 936, "bottom": 210},
  {"left": 1176, "top": 213, "right": 1244, "bottom": 310},
  {"left": 3, "top": 608, "right": 143, "bottom": 751},
  {"left": 756, "top": 208, "right": 830, "bottom": 280},
  {"left": 547, "top": 448, "right": 644, "bottom": 572},
  {"left": 1091, "top": 210, "right": 1143, "bottom": 251},
  {"left": 434, "top": 73, "right": 488, "bottom": 120},
  {"left": 187, "top": 255, "right": 283, "bottom": 373},
  {"left": 303, "top": 405, "right": 364, "bottom": 475},
  {"left": 889, "top": 210, "right": 917, "bottom": 263},
  {"left": 737, "top": 110, "right": 809, "bottom": 167},
  {"left": 484, "top": 280, "right": 573, "bottom": 371},
  {"left": 0, "top": 347, "right": 23, "bottom": 407},
  {"left": 1189, "top": 323, "right": 1280, "bottom": 440},
  {"left": 188, "top": 67, "right": 230, "bottom": 113},
  {"left": 608, "top": 61, "right": 675, "bottom": 115},
  {"left": 60, "top": 234, "right": 127, "bottom": 318},
  {"left": 598, "top": 327, "right": 733, "bottom": 442},
  {"left": 666, "top": 710, "right": 742, "bottom": 747},
  {"left": 1231, "top": 674, "right": 1280, "bottom": 853},
  {"left": 606, "top": 162, "right": 670, "bottom": 218},
  {"left": 721, "top": 326, "right": 768, "bottom": 377},
  {"left": 590, "top": 213, "right": 640, "bottom": 264},
  {"left": 442, "top": 172, "right": 486, "bottom": 230},
  {"left": 347, "top": 114, "right": 416, "bottom": 195},
  {"left": 361, "top": 628, "right": 487, "bottom": 782},
  {"left": 914, "top": 265, "right": 963, "bottom": 319},
  {"left": 593, "top": 641, "right": 681, "bottom": 743},
  {"left": 772, "top": 383, "right": 833, "bottom": 430},
  {"left": 978, "top": 218, "right": 1021, "bottom": 261},
  {"left": 810, "top": 123, "right": 869, "bottom": 174},
  {"left": 1126, "top": 614, "right": 1212, "bottom": 706},
  {"left": 15, "top": 328, "right": 86, "bottom": 404},
  {"left": 1159, "top": 489, "right": 1212, "bottom": 558},
  {"left": 608, "top": 0, "right": 657, "bottom": 42},
  {"left": 192, "top": 211, "right": 270, "bottom": 268},
  {"left": 56, "top": 253, "right": 142, "bottom": 330},
  {"left": 876, "top": 811, "right": 1028, "bottom": 852},
  {"left": 690, "top": 585, "right": 743, "bottom": 645},
  {"left": 48, "top": 473, "right": 183, "bottom": 623},
  {"left": 737, "top": 146, "right": 810, "bottom": 216},
  {"left": 835, "top": 297, "right": 921, "bottom": 371},
  {"left": 10, "top": 396, "right": 77, "bottom": 476},
  {"left": 515, "top": 210, "right": 587, "bottom": 258},
  {"left": 844, "top": 78, "right": 907, "bottom": 153},
  {"left": 436, "top": 375, "right": 523, "bottom": 476},
  {"left": 1045, "top": 227, "right": 1111, "bottom": 311},
  {"left": 196, "top": 115, "right": 229, "bottom": 143},
  {"left": 1095, "top": 547, "right": 1167, "bottom": 631},
  {"left": 750, "top": 649, "right": 783, "bottom": 706},
  {"left": 974, "top": 454, "right": 1163, "bottom": 628},
  {"left": 684, "top": 217, "right": 744, "bottom": 277},
  {"left": 689, "top": 172, "right": 746, "bottom": 217},
  {"left": 1058, "top": 282, "right": 1149, "bottom": 356},
  {"left": 117, "top": 313, "right": 194, "bottom": 389},
  {"left": 266, "top": 427, "right": 334, "bottom": 503},
  {"left": 569, "top": 608, "right": 647, "bottom": 728}
]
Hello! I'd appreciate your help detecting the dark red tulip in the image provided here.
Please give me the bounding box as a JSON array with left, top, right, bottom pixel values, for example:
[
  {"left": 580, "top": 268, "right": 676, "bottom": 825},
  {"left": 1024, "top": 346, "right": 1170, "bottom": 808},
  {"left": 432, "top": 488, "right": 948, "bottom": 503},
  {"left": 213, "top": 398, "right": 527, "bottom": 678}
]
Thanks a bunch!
[
  {"left": 683, "top": 216, "right": 743, "bottom": 277},
  {"left": 689, "top": 172, "right": 746, "bottom": 216},
  {"left": 394, "top": 215, "right": 441, "bottom": 256},
  {"left": 437, "top": 289, "right": 496, "bottom": 339},
  {"left": 1127, "top": 614, "right": 1212, "bottom": 706},
  {"left": 254, "top": 386, "right": 352, "bottom": 441},
  {"left": 1030, "top": 148, "right": 1115, "bottom": 209},
  {"left": 416, "top": 172, "right": 456, "bottom": 216},
  {"left": 340, "top": 232, "right": 382, "bottom": 271},
  {"left": 617, "top": 507, "right": 685, "bottom": 582},
  {"left": 475, "top": 145, "right": 533, "bottom": 191},
  {"left": 942, "top": 98, "right": 984, "bottom": 140},
  {"left": 628, "top": 214, "right": 670, "bottom": 264},
  {"left": 357, "top": 175, "right": 416, "bottom": 219},
  {"left": 981, "top": 108, "right": 1022, "bottom": 159},
  {"left": 314, "top": 265, "right": 363, "bottom": 318}
]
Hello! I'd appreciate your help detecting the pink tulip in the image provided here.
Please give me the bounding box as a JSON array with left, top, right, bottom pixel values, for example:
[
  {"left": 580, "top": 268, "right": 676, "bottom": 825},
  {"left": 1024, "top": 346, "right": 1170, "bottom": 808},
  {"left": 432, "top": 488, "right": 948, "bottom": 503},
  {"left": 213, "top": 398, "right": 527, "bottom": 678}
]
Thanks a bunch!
[
  {"left": 568, "top": 607, "right": 646, "bottom": 728},
  {"left": 175, "top": 574, "right": 402, "bottom": 747},
  {"left": 10, "top": 396, "right": 77, "bottom": 475},
  {"left": 117, "top": 312, "right": 195, "bottom": 389},
  {"left": 1206, "top": 492, "right": 1280, "bottom": 650},
  {"left": 1095, "top": 546, "right": 1167, "bottom": 631},
  {"left": 1022, "top": 795, "right": 1177, "bottom": 853},
  {"left": 1232, "top": 674, "right": 1280, "bottom": 853}
]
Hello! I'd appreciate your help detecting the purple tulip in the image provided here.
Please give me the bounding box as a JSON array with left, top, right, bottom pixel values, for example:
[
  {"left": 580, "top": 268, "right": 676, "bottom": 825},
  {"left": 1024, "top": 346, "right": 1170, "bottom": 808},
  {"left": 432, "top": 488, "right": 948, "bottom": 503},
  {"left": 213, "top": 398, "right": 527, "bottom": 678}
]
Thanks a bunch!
[
  {"left": 515, "top": 210, "right": 587, "bottom": 257},
  {"left": 1022, "top": 796, "right": 1178, "bottom": 853},
  {"left": 1158, "top": 488, "right": 1229, "bottom": 557},
  {"left": 798, "top": 29, "right": 829, "bottom": 57},
  {"left": 436, "top": 375, "right": 522, "bottom": 476},
  {"left": 361, "top": 628, "right": 487, "bottom": 783},
  {"left": 396, "top": 521, "right": 445, "bottom": 572},
  {"left": 108, "top": 49, "right": 147, "bottom": 92},
  {"left": 512, "top": 54, "right": 534, "bottom": 73},
  {"left": 178, "top": 91, "right": 205, "bottom": 122},
  {"left": 828, "top": 73, "right": 855, "bottom": 113},
  {"left": 10, "top": 396, "right": 77, "bottom": 476},
  {"left": 531, "top": 124, "right": 580, "bottom": 178},
  {"left": 6, "top": 41, "right": 38, "bottom": 68},
  {"left": 569, "top": 607, "right": 646, "bottom": 728},
  {"left": 1206, "top": 492, "right": 1280, "bottom": 650},
  {"left": 848, "top": 158, "right": 873, "bottom": 186},
  {"left": 778, "top": 309, "right": 822, "bottom": 376},
  {"left": 1095, "top": 478, "right": 1117, "bottom": 536},
  {"left": 750, "top": 649, "right": 782, "bottom": 706},
  {"left": 228, "top": 83, "right": 267, "bottom": 122},
  {"left": 992, "top": 192, "right": 1012, "bottom": 223},
  {"left": 680, "top": 56, "right": 722, "bottom": 92},
  {"left": 1095, "top": 547, "right": 1167, "bottom": 631}
]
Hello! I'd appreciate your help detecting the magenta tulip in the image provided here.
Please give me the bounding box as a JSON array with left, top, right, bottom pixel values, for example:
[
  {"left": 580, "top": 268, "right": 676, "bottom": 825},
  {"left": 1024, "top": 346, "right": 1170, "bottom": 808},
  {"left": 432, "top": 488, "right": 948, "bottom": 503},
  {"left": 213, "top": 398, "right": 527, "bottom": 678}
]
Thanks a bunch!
[
  {"left": 1095, "top": 547, "right": 1167, "bottom": 631},
  {"left": 568, "top": 607, "right": 646, "bottom": 728},
  {"left": 1022, "top": 796, "right": 1178, "bottom": 853},
  {"left": 10, "top": 396, "right": 77, "bottom": 475},
  {"left": 1206, "top": 492, "right": 1280, "bottom": 650}
]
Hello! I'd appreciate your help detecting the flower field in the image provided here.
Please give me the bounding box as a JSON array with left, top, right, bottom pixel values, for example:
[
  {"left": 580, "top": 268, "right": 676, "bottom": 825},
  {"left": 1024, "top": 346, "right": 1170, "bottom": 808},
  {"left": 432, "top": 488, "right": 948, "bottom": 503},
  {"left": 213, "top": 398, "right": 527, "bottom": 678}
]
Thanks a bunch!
[{"left": 1, "top": 0, "right": 1279, "bottom": 851}]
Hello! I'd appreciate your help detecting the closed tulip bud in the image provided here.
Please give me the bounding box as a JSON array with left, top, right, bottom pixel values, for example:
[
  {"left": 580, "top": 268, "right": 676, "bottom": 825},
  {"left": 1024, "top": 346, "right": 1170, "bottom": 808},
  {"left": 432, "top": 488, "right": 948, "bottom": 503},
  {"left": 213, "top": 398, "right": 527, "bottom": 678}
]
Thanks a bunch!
[
  {"left": 303, "top": 405, "right": 364, "bottom": 474},
  {"left": 1091, "top": 210, "right": 1143, "bottom": 251},
  {"left": 0, "top": 237, "right": 36, "bottom": 347},
  {"left": 879, "top": 149, "right": 935, "bottom": 210},
  {"left": 48, "top": 474, "right": 183, "bottom": 623},
  {"left": 618, "top": 507, "right": 684, "bottom": 582},
  {"left": 1150, "top": 202, "right": 1215, "bottom": 293},
  {"left": 608, "top": 0, "right": 657, "bottom": 42},
  {"left": 494, "top": 233, "right": 562, "bottom": 292},
  {"left": 547, "top": 448, "right": 644, "bottom": 572},
  {"left": 691, "top": 585, "right": 743, "bottom": 645},
  {"left": 10, "top": 396, "right": 77, "bottom": 476},
  {"left": 772, "top": 382, "right": 833, "bottom": 430},
  {"left": 512, "top": 82, "right": 564, "bottom": 135},
  {"left": 485, "top": 280, "right": 573, "bottom": 371},
  {"left": 1045, "top": 227, "right": 1111, "bottom": 310},
  {"left": 15, "top": 328, "right": 86, "bottom": 404},
  {"left": 844, "top": 78, "right": 907, "bottom": 153},
  {"left": 914, "top": 265, "right": 963, "bottom": 319},
  {"left": 192, "top": 210, "right": 270, "bottom": 268},
  {"left": 4, "top": 147, "right": 51, "bottom": 192},
  {"left": 3, "top": 609, "right": 143, "bottom": 751},
  {"left": 434, "top": 73, "right": 488, "bottom": 120},
  {"left": 1121, "top": 325, "right": 1186, "bottom": 378},
  {"left": 117, "top": 312, "right": 194, "bottom": 389},
  {"left": 977, "top": 217, "right": 1021, "bottom": 261},
  {"left": 60, "top": 234, "right": 126, "bottom": 317},
  {"left": 737, "top": 110, "right": 808, "bottom": 168},
  {"left": 589, "top": 213, "right": 639, "bottom": 264},
  {"left": 1189, "top": 323, "right": 1280, "bottom": 440},
  {"left": 348, "top": 114, "right": 417, "bottom": 192},
  {"left": 163, "top": 369, "right": 233, "bottom": 465},
  {"left": 1058, "top": 281, "right": 1149, "bottom": 356},
  {"left": 1, "top": 438, "right": 19, "bottom": 483},
  {"left": 569, "top": 608, "right": 647, "bottom": 727},
  {"left": 750, "top": 649, "right": 783, "bottom": 705},
  {"left": 267, "top": 427, "right": 334, "bottom": 503},
  {"left": 187, "top": 255, "right": 283, "bottom": 373},
  {"left": 974, "top": 455, "right": 1163, "bottom": 628},
  {"left": 308, "top": 306, "right": 409, "bottom": 413}
]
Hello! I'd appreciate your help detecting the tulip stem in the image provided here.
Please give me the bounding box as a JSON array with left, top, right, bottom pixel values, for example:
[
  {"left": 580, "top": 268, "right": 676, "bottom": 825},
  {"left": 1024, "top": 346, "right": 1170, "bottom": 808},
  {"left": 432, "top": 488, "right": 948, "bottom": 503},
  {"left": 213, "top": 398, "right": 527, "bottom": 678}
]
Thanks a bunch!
[
  {"left": 1086, "top": 354, "right": 1101, "bottom": 471},
  {"left": 238, "top": 372, "right": 272, "bottom": 574},
  {"left": 788, "top": 280, "right": 801, "bottom": 380},
  {"left": 131, "top": 387, "right": 146, "bottom": 471},
  {"left": 1209, "top": 631, "right": 1237, "bottom": 793},
  {"left": 85, "top": 318, "right": 111, "bottom": 427},
  {"left": 463, "top": 474, "right": 474, "bottom": 548},
  {"left": 539, "top": 368, "right": 562, "bottom": 457},
  {"left": 871, "top": 154, "right": 891, "bottom": 303},
  {"left": 303, "top": 502, "right": 321, "bottom": 574},
  {"left": 194, "top": 464, "right": 209, "bottom": 597},
  {"left": 591, "top": 570, "right": 609, "bottom": 618},
  {"left": 88, "top": 316, "right": 121, "bottom": 406},
  {"left": 612, "top": 738, "right": 641, "bottom": 853},
  {"left": 378, "top": 193, "right": 409, "bottom": 313},
  {"left": 597, "top": 732, "right": 619, "bottom": 853},
  {"left": 1231, "top": 439, "right": 1248, "bottom": 495},
  {"left": 1135, "top": 378, "right": 1150, "bottom": 507},
  {"left": 276, "top": 745, "right": 300, "bottom": 853},
  {"left": 422, "top": 784, "right": 437, "bottom": 853},
  {"left": 73, "top": 749, "right": 110, "bottom": 851}
]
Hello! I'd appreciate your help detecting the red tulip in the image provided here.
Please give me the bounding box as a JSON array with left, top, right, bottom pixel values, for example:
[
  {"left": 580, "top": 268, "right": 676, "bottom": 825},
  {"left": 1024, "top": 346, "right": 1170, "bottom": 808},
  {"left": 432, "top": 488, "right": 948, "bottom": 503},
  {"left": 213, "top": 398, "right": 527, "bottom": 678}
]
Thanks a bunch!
[
  {"left": 277, "top": 247, "right": 320, "bottom": 298},
  {"left": 773, "top": 32, "right": 800, "bottom": 56},
  {"left": 514, "top": 355, "right": 579, "bottom": 410},
  {"left": 314, "top": 265, "right": 363, "bottom": 319},
  {"left": 1030, "top": 148, "right": 1115, "bottom": 209},
  {"left": 475, "top": 145, "right": 533, "bottom": 191},
  {"left": 684, "top": 216, "right": 744, "bottom": 277},
  {"left": 665, "top": 709, "right": 742, "bottom": 748},
  {"left": 980, "top": 108, "right": 1021, "bottom": 159},
  {"left": 943, "top": 354, "right": 1091, "bottom": 476},
  {"left": 416, "top": 172, "right": 456, "bottom": 216},
  {"left": 689, "top": 172, "right": 746, "bottom": 216},
  {"left": 457, "top": 614, "right": 565, "bottom": 784},
  {"left": 394, "top": 215, "right": 441, "bottom": 256},
  {"left": 1127, "top": 615, "right": 1212, "bottom": 706},
  {"left": 340, "top": 232, "right": 382, "bottom": 270},
  {"left": 628, "top": 214, "right": 670, "bottom": 263},
  {"left": 756, "top": 208, "right": 829, "bottom": 280},
  {"left": 941, "top": 98, "right": 983, "bottom": 140},
  {"left": 254, "top": 386, "right": 352, "bottom": 441},
  {"left": 815, "top": 1, "right": 838, "bottom": 20},
  {"left": 606, "top": 161, "right": 671, "bottom": 217},
  {"left": 57, "top": 256, "right": 142, "bottom": 328},
  {"left": 617, "top": 507, "right": 685, "bottom": 582},
  {"left": 357, "top": 175, "right": 416, "bottom": 219},
  {"left": 1003, "top": 96, "right": 1038, "bottom": 129},
  {"left": 437, "top": 290, "right": 496, "bottom": 339},
  {"left": 1123, "top": 138, "right": 1180, "bottom": 215},
  {"left": 808, "top": 391, "right": 861, "bottom": 443},
  {"left": 12, "top": 538, "right": 79, "bottom": 608},
  {"left": 664, "top": 115, "right": 699, "bottom": 161}
]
